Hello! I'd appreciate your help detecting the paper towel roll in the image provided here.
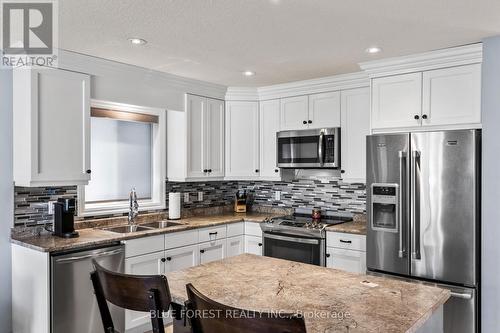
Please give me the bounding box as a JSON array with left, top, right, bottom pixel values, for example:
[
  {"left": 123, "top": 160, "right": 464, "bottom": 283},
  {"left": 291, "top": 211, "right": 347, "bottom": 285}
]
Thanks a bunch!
[{"left": 168, "top": 192, "right": 181, "bottom": 220}]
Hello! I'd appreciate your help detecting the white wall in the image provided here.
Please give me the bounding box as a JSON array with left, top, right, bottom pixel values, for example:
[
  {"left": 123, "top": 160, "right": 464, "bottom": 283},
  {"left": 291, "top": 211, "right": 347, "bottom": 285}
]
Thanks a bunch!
[
  {"left": 481, "top": 36, "right": 500, "bottom": 332},
  {"left": 0, "top": 66, "right": 13, "bottom": 331}
]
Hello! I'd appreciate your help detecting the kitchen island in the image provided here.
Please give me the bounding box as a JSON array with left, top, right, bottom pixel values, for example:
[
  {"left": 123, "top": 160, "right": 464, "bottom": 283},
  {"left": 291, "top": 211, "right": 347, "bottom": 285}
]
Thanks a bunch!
[{"left": 167, "top": 254, "right": 449, "bottom": 333}]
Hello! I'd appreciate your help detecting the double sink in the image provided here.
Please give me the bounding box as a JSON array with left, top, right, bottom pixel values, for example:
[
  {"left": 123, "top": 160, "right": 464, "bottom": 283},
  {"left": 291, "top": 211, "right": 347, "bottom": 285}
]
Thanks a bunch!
[{"left": 100, "top": 220, "right": 183, "bottom": 234}]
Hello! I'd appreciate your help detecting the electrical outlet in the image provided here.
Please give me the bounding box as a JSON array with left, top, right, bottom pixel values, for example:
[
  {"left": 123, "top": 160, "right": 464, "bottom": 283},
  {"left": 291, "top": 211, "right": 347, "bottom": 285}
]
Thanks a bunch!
[
  {"left": 198, "top": 191, "right": 203, "bottom": 201},
  {"left": 275, "top": 191, "right": 281, "bottom": 201},
  {"left": 184, "top": 193, "right": 190, "bottom": 203}
]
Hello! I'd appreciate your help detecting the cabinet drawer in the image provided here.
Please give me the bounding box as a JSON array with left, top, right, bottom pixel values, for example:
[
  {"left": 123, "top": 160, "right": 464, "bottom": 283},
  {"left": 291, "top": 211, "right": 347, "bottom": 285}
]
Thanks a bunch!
[
  {"left": 125, "top": 234, "right": 165, "bottom": 258},
  {"left": 198, "top": 226, "right": 227, "bottom": 243},
  {"left": 326, "top": 232, "right": 366, "bottom": 251},
  {"left": 227, "top": 222, "right": 244, "bottom": 237},
  {"left": 245, "top": 222, "right": 262, "bottom": 237},
  {"left": 327, "top": 247, "right": 366, "bottom": 274},
  {"left": 165, "top": 229, "right": 198, "bottom": 250}
]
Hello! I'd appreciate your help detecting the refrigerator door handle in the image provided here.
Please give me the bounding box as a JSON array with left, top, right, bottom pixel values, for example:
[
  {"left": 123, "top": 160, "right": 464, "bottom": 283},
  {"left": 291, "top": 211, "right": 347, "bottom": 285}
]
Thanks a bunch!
[
  {"left": 411, "top": 150, "right": 421, "bottom": 260},
  {"left": 398, "top": 151, "right": 406, "bottom": 258}
]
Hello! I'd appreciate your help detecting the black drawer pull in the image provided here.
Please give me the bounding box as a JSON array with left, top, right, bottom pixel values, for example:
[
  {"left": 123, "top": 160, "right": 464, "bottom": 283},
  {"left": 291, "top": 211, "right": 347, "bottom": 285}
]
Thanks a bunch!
[
  {"left": 339, "top": 239, "right": 352, "bottom": 244},
  {"left": 274, "top": 169, "right": 279, "bottom": 173},
  {"left": 166, "top": 257, "right": 172, "bottom": 261},
  {"left": 258, "top": 243, "right": 263, "bottom": 247},
  {"left": 303, "top": 120, "right": 307, "bottom": 124},
  {"left": 86, "top": 169, "right": 91, "bottom": 174},
  {"left": 209, "top": 232, "right": 218, "bottom": 236},
  {"left": 203, "top": 169, "right": 208, "bottom": 173},
  {"left": 326, "top": 253, "right": 331, "bottom": 258},
  {"left": 161, "top": 258, "right": 166, "bottom": 262},
  {"left": 200, "top": 249, "right": 205, "bottom": 254},
  {"left": 308, "top": 120, "right": 312, "bottom": 124}
]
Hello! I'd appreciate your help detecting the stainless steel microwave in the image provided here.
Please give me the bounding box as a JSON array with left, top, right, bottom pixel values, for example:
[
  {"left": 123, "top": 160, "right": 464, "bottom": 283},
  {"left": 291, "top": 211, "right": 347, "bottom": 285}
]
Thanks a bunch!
[{"left": 276, "top": 128, "right": 340, "bottom": 168}]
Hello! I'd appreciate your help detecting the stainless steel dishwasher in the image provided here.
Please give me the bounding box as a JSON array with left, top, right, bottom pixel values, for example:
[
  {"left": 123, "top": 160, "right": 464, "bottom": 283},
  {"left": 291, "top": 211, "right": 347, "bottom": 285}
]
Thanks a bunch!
[{"left": 51, "top": 243, "right": 125, "bottom": 333}]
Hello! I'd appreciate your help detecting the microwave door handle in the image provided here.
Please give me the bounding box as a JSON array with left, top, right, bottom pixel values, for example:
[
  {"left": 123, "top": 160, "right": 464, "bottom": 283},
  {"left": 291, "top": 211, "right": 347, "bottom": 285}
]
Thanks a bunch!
[
  {"left": 398, "top": 151, "right": 406, "bottom": 258},
  {"left": 318, "top": 132, "right": 324, "bottom": 166},
  {"left": 411, "top": 150, "right": 421, "bottom": 260}
]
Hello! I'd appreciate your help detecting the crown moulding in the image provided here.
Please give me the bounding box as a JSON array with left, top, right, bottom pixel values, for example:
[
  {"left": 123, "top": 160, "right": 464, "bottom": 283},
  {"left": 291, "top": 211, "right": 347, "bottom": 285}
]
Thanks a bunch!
[{"left": 359, "top": 43, "right": 483, "bottom": 78}]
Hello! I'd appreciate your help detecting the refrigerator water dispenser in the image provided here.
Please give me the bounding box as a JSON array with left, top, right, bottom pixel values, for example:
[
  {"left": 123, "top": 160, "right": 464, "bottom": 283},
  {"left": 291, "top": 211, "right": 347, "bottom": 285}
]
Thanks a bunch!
[{"left": 371, "top": 184, "right": 399, "bottom": 232}]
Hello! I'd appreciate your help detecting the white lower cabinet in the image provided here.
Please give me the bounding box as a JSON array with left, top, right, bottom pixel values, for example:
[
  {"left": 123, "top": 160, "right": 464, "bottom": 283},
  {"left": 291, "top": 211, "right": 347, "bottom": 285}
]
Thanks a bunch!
[
  {"left": 199, "top": 239, "right": 226, "bottom": 264},
  {"left": 124, "top": 251, "right": 165, "bottom": 330},
  {"left": 164, "top": 244, "right": 199, "bottom": 272},
  {"left": 245, "top": 235, "right": 263, "bottom": 256},
  {"left": 326, "top": 231, "right": 366, "bottom": 274},
  {"left": 326, "top": 247, "right": 366, "bottom": 274},
  {"left": 226, "top": 235, "right": 244, "bottom": 257}
]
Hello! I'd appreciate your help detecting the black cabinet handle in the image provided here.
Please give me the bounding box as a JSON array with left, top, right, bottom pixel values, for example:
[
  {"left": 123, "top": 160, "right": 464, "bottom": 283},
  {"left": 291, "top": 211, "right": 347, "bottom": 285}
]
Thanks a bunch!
[
  {"left": 422, "top": 114, "right": 428, "bottom": 119},
  {"left": 161, "top": 258, "right": 166, "bottom": 262},
  {"left": 258, "top": 243, "right": 263, "bottom": 247},
  {"left": 208, "top": 169, "right": 212, "bottom": 173},
  {"left": 200, "top": 249, "right": 205, "bottom": 254},
  {"left": 274, "top": 169, "right": 279, "bottom": 173},
  {"left": 339, "top": 239, "right": 352, "bottom": 244},
  {"left": 166, "top": 257, "right": 172, "bottom": 261},
  {"left": 303, "top": 120, "right": 307, "bottom": 124},
  {"left": 326, "top": 253, "right": 331, "bottom": 258},
  {"left": 308, "top": 120, "right": 312, "bottom": 124},
  {"left": 414, "top": 115, "right": 420, "bottom": 120},
  {"left": 209, "top": 232, "right": 218, "bottom": 236},
  {"left": 255, "top": 169, "right": 259, "bottom": 173},
  {"left": 86, "top": 170, "right": 91, "bottom": 174},
  {"left": 203, "top": 169, "right": 208, "bottom": 173},
  {"left": 340, "top": 170, "right": 345, "bottom": 174}
]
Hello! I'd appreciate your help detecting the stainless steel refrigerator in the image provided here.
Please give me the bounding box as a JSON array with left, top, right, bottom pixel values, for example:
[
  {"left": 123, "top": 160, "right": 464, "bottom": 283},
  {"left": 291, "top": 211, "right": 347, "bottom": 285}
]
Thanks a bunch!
[{"left": 366, "top": 129, "right": 480, "bottom": 333}]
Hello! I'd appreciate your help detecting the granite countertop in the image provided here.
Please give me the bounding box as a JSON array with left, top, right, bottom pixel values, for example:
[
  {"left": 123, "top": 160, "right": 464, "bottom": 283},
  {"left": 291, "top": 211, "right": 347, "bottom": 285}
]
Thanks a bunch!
[
  {"left": 326, "top": 214, "right": 367, "bottom": 235},
  {"left": 10, "top": 212, "right": 279, "bottom": 253},
  {"left": 167, "top": 254, "right": 450, "bottom": 333}
]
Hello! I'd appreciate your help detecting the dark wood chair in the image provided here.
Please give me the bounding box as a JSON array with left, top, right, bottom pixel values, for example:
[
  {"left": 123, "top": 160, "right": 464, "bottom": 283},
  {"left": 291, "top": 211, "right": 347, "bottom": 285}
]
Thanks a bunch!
[
  {"left": 185, "top": 283, "right": 307, "bottom": 333},
  {"left": 90, "top": 259, "right": 172, "bottom": 333}
]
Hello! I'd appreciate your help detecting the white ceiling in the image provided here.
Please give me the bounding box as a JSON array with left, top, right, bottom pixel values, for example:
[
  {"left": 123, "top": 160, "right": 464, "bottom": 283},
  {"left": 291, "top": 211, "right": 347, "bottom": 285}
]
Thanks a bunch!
[{"left": 59, "top": 0, "right": 500, "bottom": 86}]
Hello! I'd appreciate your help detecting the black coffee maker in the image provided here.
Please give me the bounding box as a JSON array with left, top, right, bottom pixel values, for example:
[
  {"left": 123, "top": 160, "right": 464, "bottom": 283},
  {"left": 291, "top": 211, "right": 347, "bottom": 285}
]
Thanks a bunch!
[{"left": 53, "top": 198, "right": 79, "bottom": 238}]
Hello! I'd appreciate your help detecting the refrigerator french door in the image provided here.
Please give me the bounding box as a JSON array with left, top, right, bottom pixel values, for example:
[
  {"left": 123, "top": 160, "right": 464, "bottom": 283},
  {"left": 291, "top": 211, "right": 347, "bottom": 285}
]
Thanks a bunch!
[{"left": 366, "top": 129, "right": 480, "bottom": 333}]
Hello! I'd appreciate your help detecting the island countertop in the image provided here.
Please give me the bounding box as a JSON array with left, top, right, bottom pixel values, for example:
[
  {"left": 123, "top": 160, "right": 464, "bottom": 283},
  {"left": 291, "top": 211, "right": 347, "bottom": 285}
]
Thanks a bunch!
[{"left": 167, "top": 254, "right": 449, "bottom": 333}]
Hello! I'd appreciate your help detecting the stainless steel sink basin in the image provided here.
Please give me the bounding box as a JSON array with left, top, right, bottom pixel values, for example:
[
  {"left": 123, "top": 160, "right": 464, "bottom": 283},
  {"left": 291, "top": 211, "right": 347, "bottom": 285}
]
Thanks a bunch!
[
  {"left": 139, "top": 220, "right": 183, "bottom": 229},
  {"left": 101, "top": 225, "right": 152, "bottom": 234}
]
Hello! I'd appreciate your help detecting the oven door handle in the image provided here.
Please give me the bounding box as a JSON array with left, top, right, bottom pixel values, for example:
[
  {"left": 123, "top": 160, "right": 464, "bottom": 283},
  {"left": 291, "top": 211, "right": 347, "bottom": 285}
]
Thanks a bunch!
[{"left": 264, "top": 233, "right": 320, "bottom": 244}]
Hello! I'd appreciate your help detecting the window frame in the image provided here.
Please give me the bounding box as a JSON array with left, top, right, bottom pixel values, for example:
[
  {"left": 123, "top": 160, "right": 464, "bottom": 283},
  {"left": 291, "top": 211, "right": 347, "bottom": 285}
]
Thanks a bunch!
[{"left": 77, "top": 99, "right": 166, "bottom": 217}]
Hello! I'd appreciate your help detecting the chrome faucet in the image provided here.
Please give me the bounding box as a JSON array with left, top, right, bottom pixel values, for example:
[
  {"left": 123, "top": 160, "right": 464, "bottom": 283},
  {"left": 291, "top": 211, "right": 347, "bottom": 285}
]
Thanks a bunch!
[{"left": 128, "top": 187, "right": 139, "bottom": 225}]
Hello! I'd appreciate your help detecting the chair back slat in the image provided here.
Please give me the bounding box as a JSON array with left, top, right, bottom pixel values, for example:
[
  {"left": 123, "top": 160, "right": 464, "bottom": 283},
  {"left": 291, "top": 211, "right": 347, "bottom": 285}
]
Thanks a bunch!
[{"left": 185, "top": 283, "right": 307, "bottom": 333}]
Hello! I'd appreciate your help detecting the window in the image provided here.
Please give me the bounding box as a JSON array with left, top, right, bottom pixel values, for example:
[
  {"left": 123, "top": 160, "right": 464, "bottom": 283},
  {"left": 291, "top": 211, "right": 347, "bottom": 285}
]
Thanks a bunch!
[{"left": 78, "top": 100, "right": 166, "bottom": 216}]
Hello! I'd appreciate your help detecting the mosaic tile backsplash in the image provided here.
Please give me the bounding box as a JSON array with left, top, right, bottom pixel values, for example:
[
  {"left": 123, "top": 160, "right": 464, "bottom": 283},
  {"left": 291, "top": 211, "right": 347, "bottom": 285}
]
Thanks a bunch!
[{"left": 14, "top": 179, "right": 366, "bottom": 226}]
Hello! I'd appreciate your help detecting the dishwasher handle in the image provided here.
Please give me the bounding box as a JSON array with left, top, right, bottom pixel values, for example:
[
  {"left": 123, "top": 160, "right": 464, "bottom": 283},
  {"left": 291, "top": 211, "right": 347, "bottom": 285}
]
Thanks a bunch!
[{"left": 54, "top": 248, "right": 124, "bottom": 263}]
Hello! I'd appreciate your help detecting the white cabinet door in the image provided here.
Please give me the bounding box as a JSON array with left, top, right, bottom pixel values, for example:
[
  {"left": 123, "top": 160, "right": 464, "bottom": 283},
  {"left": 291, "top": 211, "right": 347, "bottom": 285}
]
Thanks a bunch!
[
  {"left": 199, "top": 240, "right": 226, "bottom": 264},
  {"left": 164, "top": 244, "right": 199, "bottom": 273},
  {"left": 244, "top": 235, "right": 263, "bottom": 256},
  {"left": 371, "top": 73, "right": 422, "bottom": 130},
  {"left": 225, "top": 101, "right": 260, "bottom": 179},
  {"left": 124, "top": 251, "right": 165, "bottom": 330},
  {"left": 280, "top": 95, "right": 309, "bottom": 130},
  {"left": 326, "top": 248, "right": 366, "bottom": 274},
  {"left": 259, "top": 99, "right": 281, "bottom": 180},
  {"left": 340, "top": 87, "right": 370, "bottom": 182},
  {"left": 205, "top": 98, "right": 225, "bottom": 178},
  {"left": 422, "top": 64, "right": 481, "bottom": 127},
  {"left": 308, "top": 91, "right": 341, "bottom": 129},
  {"left": 226, "top": 236, "right": 244, "bottom": 257},
  {"left": 13, "top": 68, "right": 91, "bottom": 186},
  {"left": 186, "top": 94, "right": 206, "bottom": 178}
]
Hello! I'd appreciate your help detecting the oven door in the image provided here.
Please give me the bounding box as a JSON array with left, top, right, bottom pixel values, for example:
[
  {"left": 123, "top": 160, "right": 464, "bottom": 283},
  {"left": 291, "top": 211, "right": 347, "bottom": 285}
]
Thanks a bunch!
[
  {"left": 262, "top": 232, "right": 326, "bottom": 266},
  {"left": 276, "top": 128, "right": 339, "bottom": 168}
]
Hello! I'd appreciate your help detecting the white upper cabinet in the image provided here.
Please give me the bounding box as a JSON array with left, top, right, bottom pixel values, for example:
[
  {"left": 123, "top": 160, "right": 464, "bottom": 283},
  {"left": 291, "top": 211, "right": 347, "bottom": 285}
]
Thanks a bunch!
[
  {"left": 371, "top": 72, "right": 423, "bottom": 130},
  {"left": 308, "top": 91, "right": 341, "bottom": 129},
  {"left": 280, "top": 95, "right": 309, "bottom": 130},
  {"left": 259, "top": 99, "right": 281, "bottom": 180},
  {"left": 205, "top": 98, "right": 225, "bottom": 178},
  {"left": 340, "top": 87, "right": 370, "bottom": 182},
  {"left": 13, "top": 67, "right": 91, "bottom": 187},
  {"left": 422, "top": 64, "right": 481, "bottom": 127},
  {"left": 225, "top": 101, "right": 260, "bottom": 179},
  {"left": 167, "top": 94, "right": 225, "bottom": 181}
]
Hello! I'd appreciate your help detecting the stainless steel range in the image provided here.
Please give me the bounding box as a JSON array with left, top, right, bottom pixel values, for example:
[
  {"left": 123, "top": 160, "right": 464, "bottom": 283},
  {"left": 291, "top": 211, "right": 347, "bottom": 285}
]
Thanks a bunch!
[{"left": 260, "top": 209, "right": 352, "bottom": 266}]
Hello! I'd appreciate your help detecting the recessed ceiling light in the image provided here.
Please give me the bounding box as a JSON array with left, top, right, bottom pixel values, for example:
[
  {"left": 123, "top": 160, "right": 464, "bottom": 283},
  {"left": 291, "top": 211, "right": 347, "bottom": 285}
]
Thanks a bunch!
[
  {"left": 128, "top": 38, "right": 147, "bottom": 46},
  {"left": 366, "top": 46, "right": 382, "bottom": 54},
  {"left": 242, "top": 70, "right": 255, "bottom": 77}
]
